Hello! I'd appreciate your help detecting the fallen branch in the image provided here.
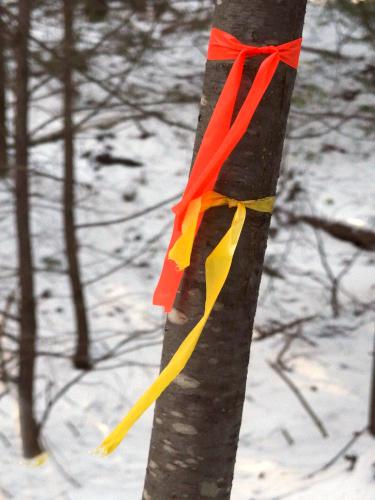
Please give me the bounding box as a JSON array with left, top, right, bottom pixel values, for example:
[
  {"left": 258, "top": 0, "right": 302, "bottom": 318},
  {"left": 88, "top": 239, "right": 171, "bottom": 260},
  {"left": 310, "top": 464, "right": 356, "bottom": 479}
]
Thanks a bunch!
[{"left": 284, "top": 210, "right": 375, "bottom": 251}]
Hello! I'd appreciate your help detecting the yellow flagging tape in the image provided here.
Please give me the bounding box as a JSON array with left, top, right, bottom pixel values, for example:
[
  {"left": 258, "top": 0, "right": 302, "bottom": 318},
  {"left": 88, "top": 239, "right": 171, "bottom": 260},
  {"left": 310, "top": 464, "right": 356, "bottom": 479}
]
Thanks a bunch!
[
  {"left": 24, "top": 452, "right": 48, "bottom": 467},
  {"left": 95, "top": 191, "right": 274, "bottom": 456}
]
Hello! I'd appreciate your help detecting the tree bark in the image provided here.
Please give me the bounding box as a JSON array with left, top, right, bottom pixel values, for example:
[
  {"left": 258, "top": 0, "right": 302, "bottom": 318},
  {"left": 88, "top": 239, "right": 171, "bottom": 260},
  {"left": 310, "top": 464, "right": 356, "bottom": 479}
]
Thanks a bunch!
[
  {"left": 63, "top": 0, "right": 92, "bottom": 370},
  {"left": 0, "top": 10, "right": 8, "bottom": 176},
  {"left": 15, "top": 0, "right": 43, "bottom": 459},
  {"left": 143, "top": 1, "right": 307, "bottom": 498}
]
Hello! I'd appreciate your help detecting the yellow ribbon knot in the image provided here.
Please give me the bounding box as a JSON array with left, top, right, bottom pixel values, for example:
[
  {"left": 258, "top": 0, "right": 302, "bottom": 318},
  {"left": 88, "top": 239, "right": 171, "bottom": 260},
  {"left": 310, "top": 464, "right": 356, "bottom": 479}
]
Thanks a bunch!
[
  {"left": 169, "top": 191, "right": 275, "bottom": 271},
  {"left": 96, "top": 191, "right": 274, "bottom": 456},
  {"left": 227, "top": 198, "right": 241, "bottom": 209}
]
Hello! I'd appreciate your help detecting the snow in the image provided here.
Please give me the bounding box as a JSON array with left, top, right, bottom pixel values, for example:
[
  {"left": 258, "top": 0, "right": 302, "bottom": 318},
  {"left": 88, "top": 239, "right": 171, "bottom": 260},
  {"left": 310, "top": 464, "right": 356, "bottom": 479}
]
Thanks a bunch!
[{"left": 0, "top": 1, "right": 374, "bottom": 499}]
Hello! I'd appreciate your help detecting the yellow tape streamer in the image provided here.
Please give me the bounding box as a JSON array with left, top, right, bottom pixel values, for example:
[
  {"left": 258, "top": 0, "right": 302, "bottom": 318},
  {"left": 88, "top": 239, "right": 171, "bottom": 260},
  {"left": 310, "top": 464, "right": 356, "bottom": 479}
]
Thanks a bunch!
[{"left": 96, "top": 191, "right": 274, "bottom": 456}]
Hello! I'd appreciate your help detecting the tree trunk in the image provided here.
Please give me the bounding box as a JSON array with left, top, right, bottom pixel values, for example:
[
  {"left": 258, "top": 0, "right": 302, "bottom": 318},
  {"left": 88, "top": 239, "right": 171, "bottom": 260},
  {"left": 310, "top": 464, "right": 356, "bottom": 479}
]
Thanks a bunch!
[
  {"left": 143, "top": 1, "right": 307, "bottom": 498},
  {"left": 369, "top": 330, "right": 375, "bottom": 436},
  {"left": 83, "top": 0, "right": 108, "bottom": 22},
  {"left": 15, "top": 0, "right": 43, "bottom": 459},
  {"left": 0, "top": 10, "right": 8, "bottom": 177},
  {"left": 63, "top": 0, "right": 91, "bottom": 370}
]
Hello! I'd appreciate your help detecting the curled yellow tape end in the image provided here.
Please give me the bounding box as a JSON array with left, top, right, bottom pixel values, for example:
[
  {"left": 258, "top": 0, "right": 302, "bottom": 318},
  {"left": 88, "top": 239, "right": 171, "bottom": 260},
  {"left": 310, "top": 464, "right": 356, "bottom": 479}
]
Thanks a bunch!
[
  {"left": 168, "top": 196, "right": 202, "bottom": 270},
  {"left": 93, "top": 434, "right": 121, "bottom": 457},
  {"left": 91, "top": 446, "right": 108, "bottom": 458},
  {"left": 25, "top": 452, "right": 48, "bottom": 467},
  {"left": 168, "top": 239, "right": 189, "bottom": 271}
]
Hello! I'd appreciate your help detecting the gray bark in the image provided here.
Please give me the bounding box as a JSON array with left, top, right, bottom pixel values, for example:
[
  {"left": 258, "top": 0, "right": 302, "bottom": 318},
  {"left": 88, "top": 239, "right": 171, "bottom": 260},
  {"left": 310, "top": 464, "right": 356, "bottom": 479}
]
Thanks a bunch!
[
  {"left": 143, "top": 1, "right": 307, "bottom": 498},
  {"left": 15, "top": 0, "right": 43, "bottom": 458}
]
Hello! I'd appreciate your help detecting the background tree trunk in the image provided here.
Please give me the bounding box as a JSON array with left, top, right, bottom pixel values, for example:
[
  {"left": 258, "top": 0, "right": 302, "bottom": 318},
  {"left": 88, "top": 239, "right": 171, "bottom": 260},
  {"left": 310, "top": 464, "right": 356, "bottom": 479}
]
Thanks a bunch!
[
  {"left": 0, "top": 10, "right": 8, "bottom": 177},
  {"left": 63, "top": 0, "right": 92, "bottom": 370},
  {"left": 15, "top": 0, "right": 43, "bottom": 459},
  {"left": 369, "top": 330, "right": 375, "bottom": 436},
  {"left": 143, "top": 1, "right": 307, "bottom": 498}
]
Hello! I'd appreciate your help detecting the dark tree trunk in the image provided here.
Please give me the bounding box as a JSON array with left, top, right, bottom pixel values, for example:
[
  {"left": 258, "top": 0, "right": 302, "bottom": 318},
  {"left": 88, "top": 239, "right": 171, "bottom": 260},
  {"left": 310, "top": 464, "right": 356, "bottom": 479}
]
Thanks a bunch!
[
  {"left": 83, "top": 0, "right": 108, "bottom": 22},
  {"left": 369, "top": 331, "right": 375, "bottom": 436},
  {"left": 0, "top": 11, "right": 8, "bottom": 177},
  {"left": 143, "top": 1, "right": 307, "bottom": 498},
  {"left": 15, "top": 0, "right": 43, "bottom": 459},
  {"left": 63, "top": 0, "right": 91, "bottom": 370}
]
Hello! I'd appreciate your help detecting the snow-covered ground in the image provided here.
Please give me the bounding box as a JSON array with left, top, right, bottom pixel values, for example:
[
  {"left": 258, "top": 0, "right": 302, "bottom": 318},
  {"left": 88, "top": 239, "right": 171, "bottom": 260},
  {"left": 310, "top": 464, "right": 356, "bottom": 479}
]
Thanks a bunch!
[{"left": 0, "top": 1, "right": 374, "bottom": 499}]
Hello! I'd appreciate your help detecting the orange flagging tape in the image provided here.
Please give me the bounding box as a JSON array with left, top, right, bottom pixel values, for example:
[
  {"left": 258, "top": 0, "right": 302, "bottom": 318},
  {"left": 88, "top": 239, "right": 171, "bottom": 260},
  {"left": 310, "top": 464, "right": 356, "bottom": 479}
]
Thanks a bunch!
[{"left": 153, "top": 27, "right": 302, "bottom": 312}]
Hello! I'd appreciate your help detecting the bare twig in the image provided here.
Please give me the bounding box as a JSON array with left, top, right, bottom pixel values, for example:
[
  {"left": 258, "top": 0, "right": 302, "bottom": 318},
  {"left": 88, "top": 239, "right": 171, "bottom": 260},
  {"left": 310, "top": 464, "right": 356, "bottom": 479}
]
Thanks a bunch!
[
  {"left": 269, "top": 361, "right": 329, "bottom": 439},
  {"left": 280, "top": 427, "right": 295, "bottom": 446},
  {"left": 39, "top": 326, "right": 162, "bottom": 429},
  {"left": 43, "top": 437, "right": 81, "bottom": 488},
  {"left": 255, "top": 315, "right": 317, "bottom": 341},
  {"left": 83, "top": 222, "right": 169, "bottom": 286},
  {"left": 76, "top": 192, "right": 182, "bottom": 229},
  {"left": 306, "top": 428, "right": 366, "bottom": 478},
  {"left": 0, "top": 293, "right": 15, "bottom": 384}
]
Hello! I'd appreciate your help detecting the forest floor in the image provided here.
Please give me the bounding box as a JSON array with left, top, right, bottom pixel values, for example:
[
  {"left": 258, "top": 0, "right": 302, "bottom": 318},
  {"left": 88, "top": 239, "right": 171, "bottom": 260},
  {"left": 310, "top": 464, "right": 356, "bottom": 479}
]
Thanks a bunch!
[{"left": 0, "top": 1, "right": 374, "bottom": 499}]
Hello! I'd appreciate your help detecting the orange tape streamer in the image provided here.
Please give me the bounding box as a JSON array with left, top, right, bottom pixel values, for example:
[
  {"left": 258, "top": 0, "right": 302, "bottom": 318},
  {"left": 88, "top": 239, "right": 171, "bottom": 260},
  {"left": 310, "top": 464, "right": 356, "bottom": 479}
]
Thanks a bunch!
[
  {"left": 97, "top": 28, "right": 301, "bottom": 455},
  {"left": 154, "top": 27, "right": 302, "bottom": 312}
]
